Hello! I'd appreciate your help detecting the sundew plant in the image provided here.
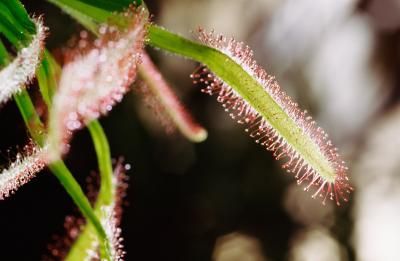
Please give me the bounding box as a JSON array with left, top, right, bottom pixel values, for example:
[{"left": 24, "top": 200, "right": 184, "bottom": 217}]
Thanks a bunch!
[{"left": 0, "top": 0, "right": 352, "bottom": 260}]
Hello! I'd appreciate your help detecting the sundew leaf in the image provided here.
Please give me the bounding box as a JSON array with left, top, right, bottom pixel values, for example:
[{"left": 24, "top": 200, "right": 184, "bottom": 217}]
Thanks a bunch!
[
  {"left": 60, "top": 158, "right": 129, "bottom": 261},
  {"left": 147, "top": 26, "right": 352, "bottom": 205},
  {"left": 0, "top": 18, "right": 46, "bottom": 104},
  {"left": 0, "top": 142, "right": 46, "bottom": 200},
  {"left": 47, "top": 7, "right": 148, "bottom": 161},
  {"left": 138, "top": 53, "right": 207, "bottom": 142},
  {"left": 84, "top": 161, "right": 128, "bottom": 261},
  {"left": 0, "top": 0, "right": 47, "bottom": 146}
]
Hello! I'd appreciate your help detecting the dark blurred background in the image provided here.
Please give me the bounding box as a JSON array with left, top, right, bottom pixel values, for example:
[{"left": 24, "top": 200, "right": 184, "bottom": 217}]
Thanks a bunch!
[{"left": 1, "top": 0, "right": 400, "bottom": 260}]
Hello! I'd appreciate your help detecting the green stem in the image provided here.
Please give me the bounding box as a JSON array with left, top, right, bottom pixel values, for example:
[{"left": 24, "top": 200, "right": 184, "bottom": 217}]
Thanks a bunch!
[
  {"left": 48, "top": 160, "right": 108, "bottom": 240},
  {"left": 146, "top": 25, "right": 212, "bottom": 62},
  {"left": 87, "top": 120, "right": 114, "bottom": 205},
  {"left": 14, "top": 90, "right": 46, "bottom": 146}
]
